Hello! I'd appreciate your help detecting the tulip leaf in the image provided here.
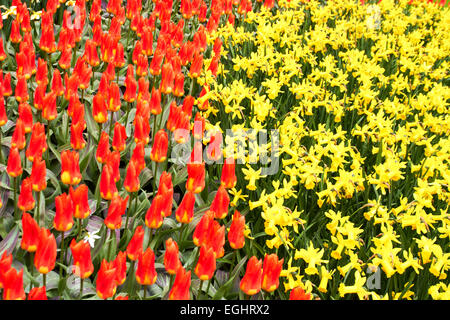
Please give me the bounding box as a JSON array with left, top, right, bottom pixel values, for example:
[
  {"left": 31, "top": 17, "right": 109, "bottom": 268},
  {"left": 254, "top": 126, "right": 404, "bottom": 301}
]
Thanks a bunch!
[
  {"left": 212, "top": 255, "right": 247, "bottom": 300},
  {"left": 0, "top": 225, "right": 20, "bottom": 256}
]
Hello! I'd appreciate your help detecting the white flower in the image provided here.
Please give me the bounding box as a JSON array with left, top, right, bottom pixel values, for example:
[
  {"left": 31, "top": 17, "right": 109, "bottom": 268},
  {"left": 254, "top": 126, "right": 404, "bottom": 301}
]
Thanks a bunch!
[{"left": 84, "top": 229, "right": 101, "bottom": 248}]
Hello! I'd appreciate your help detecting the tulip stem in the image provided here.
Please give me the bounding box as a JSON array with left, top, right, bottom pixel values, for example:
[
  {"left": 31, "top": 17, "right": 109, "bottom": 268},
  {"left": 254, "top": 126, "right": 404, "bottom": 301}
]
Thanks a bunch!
[
  {"left": 79, "top": 278, "right": 84, "bottom": 299},
  {"left": 197, "top": 280, "right": 204, "bottom": 300},
  {"left": 60, "top": 231, "right": 65, "bottom": 277},
  {"left": 77, "top": 218, "right": 82, "bottom": 240},
  {"left": 127, "top": 260, "right": 136, "bottom": 298},
  {"left": 125, "top": 192, "right": 136, "bottom": 232},
  {"left": 109, "top": 229, "right": 116, "bottom": 261},
  {"left": 143, "top": 285, "right": 147, "bottom": 300},
  {"left": 0, "top": 129, "right": 4, "bottom": 163},
  {"left": 147, "top": 229, "right": 154, "bottom": 249},
  {"left": 36, "top": 191, "right": 41, "bottom": 226},
  {"left": 13, "top": 177, "right": 19, "bottom": 221},
  {"left": 43, "top": 273, "right": 47, "bottom": 288}
]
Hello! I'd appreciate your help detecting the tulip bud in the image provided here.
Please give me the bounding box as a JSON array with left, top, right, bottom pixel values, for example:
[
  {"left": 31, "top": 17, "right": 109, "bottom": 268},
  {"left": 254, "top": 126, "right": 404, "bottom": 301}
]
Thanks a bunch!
[
  {"left": 261, "top": 254, "right": 284, "bottom": 293},
  {"left": 96, "top": 259, "right": 117, "bottom": 299},
  {"left": 18, "top": 177, "right": 35, "bottom": 212}
]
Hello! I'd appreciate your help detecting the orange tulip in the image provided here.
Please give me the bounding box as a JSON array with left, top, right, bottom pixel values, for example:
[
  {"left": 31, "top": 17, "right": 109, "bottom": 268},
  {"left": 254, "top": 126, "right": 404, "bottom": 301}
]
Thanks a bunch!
[
  {"left": 96, "top": 131, "right": 111, "bottom": 164},
  {"left": 104, "top": 194, "right": 129, "bottom": 230},
  {"left": 100, "top": 163, "right": 118, "bottom": 200},
  {"left": 26, "top": 122, "right": 47, "bottom": 162},
  {"left": 96, "top": 259, "right": 117, "bottom": 299},
  {"left": 113, "top": 251, "right": 127, "bottom": 286},
  {"left": 209, "top": 185, "right": 230, "bottom": 220},
  {"left": 34, "top": 228, "right": 57, "bottom": 274},
  {"left": 0, "top": 251, "right": 13, "bottom": 289},
  {"left": 70, "top": 239, "right": 94, "bottom": 279},
  {"left": 7, "top": 147, "right": 23, "bottom": 178},
  {"left": 17, "top": 177, "right": 35, "bottom": 212},
  {"left": 289, "top": 287, "right": 312, "bottom": 300},
  {"left": 164, "top": 238, "right": 181, "bottom": 275},
  {"left": 30, "top": 156, "right": 47, "bottom": 192},
  {"left": 228, "top": 210, "right": 246, "bottom": 250},
  {"left": 126, "top": 225, "right": 145, "bottom": 261},
  {"left": 20, "top": 212, "right": 40, "bottom": 253},
  {"left": 53, "top": 193, "right": 74, "bottom": 232},
  {"left": 27, "top": 286, "right": 48, "bottom": 300},
  {"left": 150, "top": 129, "right": 168, "bottom": 163},
  {"left": 61, "top": 150, "right": 82, "bottom": 185},
  {"left": 136, "top": 247, "right": 157, "bottom": 286},
  {"left": 261, "top": 254, "right": 284, "bottom": 293},
  {"left": 112, "top": 122, "right": 127, "bottom": 152},
  {"left": 123, "top": 160, "right": 141, "bottom": 193},
  {"left": 175, "top": 191, "right": 196, "bottom": 224},
  {"left": 145, "top": 194, "right": 165, "bottom": 229},
  {"left": 2, "top": 268, "right": 26, "bottom": 300},
  {"left": 169, "top": 267, "right": 191, "bottom": 300},
  {"left": 240, "top": 256, "right": 262, "bottom": 296},
  {"left": 194, "top": 245, "right": 216, "bottom": 281},
  {"left": 221, "top": 157, "right": 237, "bottom": 189},
  {"left": 69, "top": 184, "right": 91, "bottom": 220}
]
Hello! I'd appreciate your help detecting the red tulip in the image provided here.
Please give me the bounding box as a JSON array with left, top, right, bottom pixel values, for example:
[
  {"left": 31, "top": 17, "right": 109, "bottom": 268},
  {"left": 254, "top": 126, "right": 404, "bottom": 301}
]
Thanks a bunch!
[
  {"left": 53, "top": 193, "right": 74, "bottom": 232},
  {"left": 7, "top": 147, "right": 23, "bottom": 178},
  {"left": 150, "top": 129, "right": 168, "bottom": 163},
  {"left": 70, "top": 184, "right": 91, "bottom": 220},
  {"left": 126, "top": 225, "right": 145, "bottom": 261},
  {"left": 96, "top": 259, "right": 117, "bottom": 299},
  {"left": 61, "top": 150, "right": 82, "bottom": 185},
  {"left": 136, "top": 247, "right": 157, "bottom": 286},
  {"left": 228, "top": 210, "right": 246, "bottom": 250},
  {"left": 96, "top": 131, "right": 111, "bottom": 164},
  {"left": 123, "top": 160, "right": 141, "bottom": 193},
  {"left": 34, "top": 228, "right": 57, "bottom": 274},
  {"left": 169, "top": 267, "right": 191, "bottom": 300},
  {"left": 175, "top": 191, "right": 196, "bottom": 224},
  {"left": 164, "top": 238, "right": 181, "bottom": 275},
  {"left": 261, "top": 254, "right": 284, "bottom": 293},
  {"left": 289, "top": 287, "right": 312, "bottom": 300},
  {"left": 194, "top": 245, "right": 216, "bottom": 281},
  {"left": 209, "top": 185, "right": 230, "bottom": 220},
  {"left": 21, "top": 212, "right": 40, "bottom": 253},
  {"left": 100, "top": 163, "right": 118, "bottom": 200},
  {"left": 17, "top": 177, "right": 35, "bottom": 212},
  {"left": 113, "top": 251, "right": 127, "bottom": 285},
  {"left": 145, "top": 194, "right": 165, "bottom": 229},
  {"left": 240, "top": 256, "right": 263, "bottom": 296},
  {"left": 104, "top": 194, "right": 129, "bottom": 230},
  {"left": 0, "top": 251, "right": 13, "bottom": 289},
  {"left": 30, "top": 157, "right": 47, "bottom": 193},
  {"left": 70, "top": 239, "right": 94, "bottom": 279},
  {"left": 112, "top": 122, "right": 127, "bottom": 152},
  {"left": 2, "top": 268, "right": 26, "bottom": 300},
  {"left": 28, "top": 286, "right": 48, "bottom": 300}
]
